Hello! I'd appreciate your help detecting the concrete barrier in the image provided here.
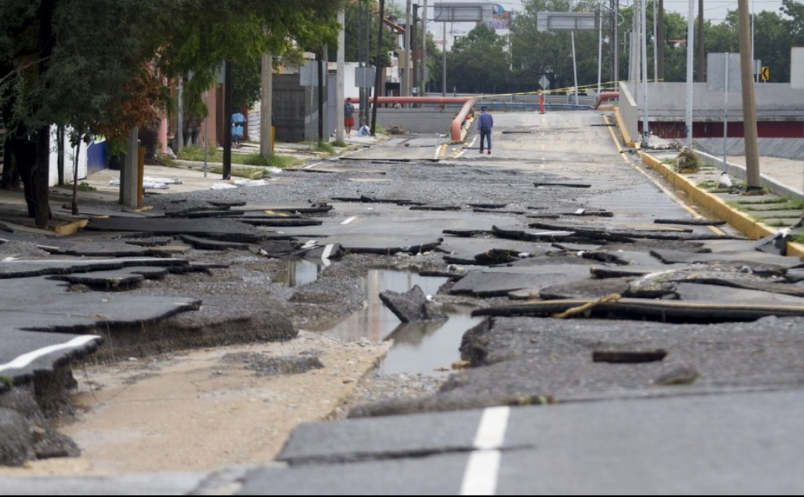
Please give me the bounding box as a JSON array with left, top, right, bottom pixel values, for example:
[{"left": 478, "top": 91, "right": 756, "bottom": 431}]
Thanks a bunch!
[{"left": 696, "top": 150, "right": 804, "bottom": 201}]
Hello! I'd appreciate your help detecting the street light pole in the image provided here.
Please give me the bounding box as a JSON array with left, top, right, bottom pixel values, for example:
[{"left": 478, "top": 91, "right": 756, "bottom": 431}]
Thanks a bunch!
[{"left": 685, "top": 0, "right": 695, "bottom": 145}]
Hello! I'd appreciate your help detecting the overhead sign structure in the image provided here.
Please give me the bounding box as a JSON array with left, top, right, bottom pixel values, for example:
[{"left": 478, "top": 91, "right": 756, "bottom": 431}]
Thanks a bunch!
[
  {"left": 761, "top": 66, "right": 770, "bottom": 82},
  {"left": 537, "top": 12, "right": 596, "bottom": 32},
  {"left": 433, "top": 3, "right": 487, "bottom": 23}
]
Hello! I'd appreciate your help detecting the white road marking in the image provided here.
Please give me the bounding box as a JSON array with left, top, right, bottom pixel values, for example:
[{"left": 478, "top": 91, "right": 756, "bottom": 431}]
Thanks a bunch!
[
  {"left": 304, "top": 162, "right": 322, "bottom": 169},
  {"left": 301, "top": 240, "right": 318, "bottom": 250},
  {"left": 341, "top": 216, "right": 358, "bottom": 225},
  {"left": 321, "top": 244, "right": 334, "bottom": 262},
  {"left": 460, "top": 406, "right": 510, "bottom": 495},
  {"left": 0, "top": 335, "right": 101, "bottom": 374},
  {"left": 468, "top": 136, "right": 478, "bottom": 149},
  {"left": 434, "top": 147, "right": 443, "bottom": 161},
  {"left": 456, "top": 150, "right": 467, "bottom": 159}
]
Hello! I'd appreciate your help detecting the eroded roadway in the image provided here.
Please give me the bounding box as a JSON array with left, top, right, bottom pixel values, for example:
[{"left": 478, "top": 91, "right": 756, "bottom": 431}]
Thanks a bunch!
[{"left": 4, "top": 111, "right": 804, "bottom": 495}]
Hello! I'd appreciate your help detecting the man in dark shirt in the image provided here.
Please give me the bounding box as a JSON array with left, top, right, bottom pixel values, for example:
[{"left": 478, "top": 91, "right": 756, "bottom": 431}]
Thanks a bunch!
[{"left": 478, "top": 106, "right": 494, "bottom": 155}]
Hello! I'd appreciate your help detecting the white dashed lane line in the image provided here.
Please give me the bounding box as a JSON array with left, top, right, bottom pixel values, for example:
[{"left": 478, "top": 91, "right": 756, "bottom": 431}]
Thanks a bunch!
[
  {"left": 460, "top": 406, "right": 511, "bottom": 496},
  {"left": 341, "top": 216, "right": 358, "bottom": 225}
]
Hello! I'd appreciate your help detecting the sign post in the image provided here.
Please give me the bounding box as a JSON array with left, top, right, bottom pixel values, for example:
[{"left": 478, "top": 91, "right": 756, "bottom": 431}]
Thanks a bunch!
[{"left": 707, "top": 53, "right": 742, "bottom": 172}]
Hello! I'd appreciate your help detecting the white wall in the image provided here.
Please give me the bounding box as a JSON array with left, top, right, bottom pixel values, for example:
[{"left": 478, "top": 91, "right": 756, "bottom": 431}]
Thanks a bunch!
[{"left": 48, "top": 126, "right": 88, "bottom": 187}]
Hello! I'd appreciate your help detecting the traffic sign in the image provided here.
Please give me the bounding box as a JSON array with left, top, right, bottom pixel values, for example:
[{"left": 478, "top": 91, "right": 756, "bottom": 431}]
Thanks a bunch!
[
  {"left": 761, "top": 66, "right": 770, "bottom": 81},
  {"left": 539, "top": 75, "right": 551, "bottom": 90}
]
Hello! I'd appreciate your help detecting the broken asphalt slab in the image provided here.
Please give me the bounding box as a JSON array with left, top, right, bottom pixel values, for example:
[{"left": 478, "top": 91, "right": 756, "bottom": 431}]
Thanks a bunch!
[
  {"left": 254, "top": 390, "right": 804, "bottom": 495},
  {"left": 450, "top": 264, "right": 593, "bottom": 298},
  {"left": 85, "top": 218, "right": 264, "bottom": 242},
  {"left": 0, "top": 330, "right": 102, "bottom": 388}
]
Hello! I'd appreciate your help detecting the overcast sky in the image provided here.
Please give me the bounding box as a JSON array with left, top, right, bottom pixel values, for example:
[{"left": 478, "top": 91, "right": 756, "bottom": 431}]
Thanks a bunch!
[{"left": 393, "top": 0, "right": 787, "bottom": 39}]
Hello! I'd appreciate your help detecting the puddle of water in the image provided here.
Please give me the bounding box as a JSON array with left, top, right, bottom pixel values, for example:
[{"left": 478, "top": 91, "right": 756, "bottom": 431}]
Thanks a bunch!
[
  {"left": 379, "top": 304, "right": 484, "bottom": 376},
  {"left": 273, "top": 259, "right": 323, "bottom": 287},
  {"left": 309, "top": 270, "right": 484, "bottom": 376}
]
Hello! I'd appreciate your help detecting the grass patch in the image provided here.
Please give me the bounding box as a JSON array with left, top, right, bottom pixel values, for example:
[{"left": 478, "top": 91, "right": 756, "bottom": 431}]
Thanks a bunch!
[
  {"left": 177, "top": 145, "right": 300, "bottom": 168},
  {"left": 177, "top": 145, "right": 223, "bottom": 162},
  {"left": 0, "top": 376, "right": 12, "bottom": 388},
  {"left": 315, "top": 141, "right": 335, "bottom": 155},
  {"left": 791, "top": 234, "right": 804, "bottom": 244},
  {"left": 77, "top": 182, "right": 97, "bottom": 192},
  {"left": 698, "top": 180, "right": 717, "bottom": 189},
  {"left": 332, "top": 140, "right": 348, "bottom": 148},
  {"left": 738, "top": 201, "right": 803, "bottom": 212},
  {"left": 672, "top": 147, "right": 704, "bottom": 173},
  {"left": 375, "top": 124, "right": 389, "bottom": 136}
]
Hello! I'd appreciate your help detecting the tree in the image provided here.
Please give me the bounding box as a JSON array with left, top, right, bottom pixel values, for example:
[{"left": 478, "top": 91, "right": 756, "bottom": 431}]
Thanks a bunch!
[
  {"left": 448, "top": 24, "right": 511, "bottom": 94},
  {"left": 1, "top": 0, "right": 346, "bottom": 226}
]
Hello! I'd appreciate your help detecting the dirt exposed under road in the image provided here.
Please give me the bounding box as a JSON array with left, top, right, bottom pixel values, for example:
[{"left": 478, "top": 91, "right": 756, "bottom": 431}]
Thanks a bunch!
[{"left": 0, "top": 331, "right": 394, "bottom": 476}]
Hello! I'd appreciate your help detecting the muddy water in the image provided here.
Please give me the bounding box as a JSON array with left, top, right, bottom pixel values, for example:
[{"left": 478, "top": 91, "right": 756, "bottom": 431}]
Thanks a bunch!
[
  {"left": 307, "top": 270, "right": 483, "bottom": 376},
  {"left": 273, "top": 259, "right": 324, "bottom": 287}
]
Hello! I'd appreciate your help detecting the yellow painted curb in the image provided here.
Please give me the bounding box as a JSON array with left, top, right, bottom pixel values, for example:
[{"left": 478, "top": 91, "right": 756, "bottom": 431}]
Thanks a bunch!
[
  {"left": 641, "top": 153, "right": 804, "bottom": 260},
  {"left": 612, "top": 108, "right": 636, "bottom": 148}
]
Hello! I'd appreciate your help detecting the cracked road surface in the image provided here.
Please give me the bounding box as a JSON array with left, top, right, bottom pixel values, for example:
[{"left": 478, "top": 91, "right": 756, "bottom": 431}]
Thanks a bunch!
[{"left": 3, "top": 111, "right": 804, "bottom": 494}]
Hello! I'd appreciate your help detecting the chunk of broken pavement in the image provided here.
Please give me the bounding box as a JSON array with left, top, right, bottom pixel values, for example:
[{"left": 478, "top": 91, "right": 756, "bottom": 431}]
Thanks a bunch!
[{"left": 379, "top": 285, "right": 446, "bottom": 323}]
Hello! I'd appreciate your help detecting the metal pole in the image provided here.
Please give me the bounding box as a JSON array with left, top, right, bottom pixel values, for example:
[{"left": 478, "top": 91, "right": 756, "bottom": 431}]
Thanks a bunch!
[
  {"left": 738, "top": 0, "right": 761, "bottom": 188},
  {"left": 204, "top": 90, "right": 208, "bottom": 177},
  {"left": 641, "top": 0, "right": 650, "bottom": 144},
  {"left": 658, "top": 0, "right": 665, "bottom": 81},
  {"left": 685, "top": 0, "right": 695, "bottom": 145},
  {"left": 442, "top": 22, "right": 447, "bottom": 97},
  {"left": 405, "top": 0, "right": 412, "bottom": 99},
  {"left": 612, "top": 0, "right": 619, "bottom": 84},
  {"left": 751, "top": 0, "right": 756, "bottom": 84},
  {"left": 653, "top": 0, "right": 658, "bottom": 82},
  {"left": 723, "top": 53, "right": 729, "bottom": 172},
  {"left": 698, "top": 0, "right": 704, "bottom": 82},
  {"left": 337, "top": 9, "right": 345, "bottom": 142},
  {"left": 223, "top": 60, "right": 232, "bottom": 180},
  {"left": 572, "top": 32, "right": 579, "bottom": 105},
  {"left": 371, "top": 0, "right": 385, "bottom": 136},
  {"left": 598, "top": 5, "right": 603, "bottom": 95},
  {"left": 422, "top": 0, "right": 428, "bottom": 96}
]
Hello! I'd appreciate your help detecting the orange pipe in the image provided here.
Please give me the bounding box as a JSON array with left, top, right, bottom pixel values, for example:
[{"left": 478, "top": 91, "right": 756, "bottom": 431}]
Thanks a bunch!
[
  {"left": 594, "top": 92, "right": 620, "bottom": 109},
  {"left": 350, "top": 96, "right": 477, "bottom": 142}
]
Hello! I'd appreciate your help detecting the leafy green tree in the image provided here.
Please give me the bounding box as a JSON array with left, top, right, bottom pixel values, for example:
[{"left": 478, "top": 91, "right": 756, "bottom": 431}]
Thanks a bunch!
[
  {"left": 1, "top": 0, "right": 345, "bottom": 227},
  {"left": 448, "top": 24, "right": 511, "bottom": 94}
]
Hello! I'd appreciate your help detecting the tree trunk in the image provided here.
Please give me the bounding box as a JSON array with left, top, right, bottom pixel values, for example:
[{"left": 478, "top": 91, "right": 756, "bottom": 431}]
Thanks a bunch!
[
  {"left": 34, "top": 0, "right": 56, "bottom": 229},
  {"left": 72, "top": 138, "right": 81, "bottom": 215},
  {"left": 260, "top": 53, "right": 273, "bottom": 158}
]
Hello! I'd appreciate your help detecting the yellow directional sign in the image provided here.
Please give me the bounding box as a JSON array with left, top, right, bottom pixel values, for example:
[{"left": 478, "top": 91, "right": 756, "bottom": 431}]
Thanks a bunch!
[{"left": 761, "top": 66, "right": 770, "bottom": 81}]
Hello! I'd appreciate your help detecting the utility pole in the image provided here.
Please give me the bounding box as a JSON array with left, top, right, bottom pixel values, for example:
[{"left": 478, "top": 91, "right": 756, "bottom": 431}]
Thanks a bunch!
[
  {"left": 223, "top": 60, "right": 232, "bottom": 180},
  {"left": 175, "top": 79, "right": 184, "bottom": 154},
  {"left": 317, "top": 49, "right": 324, "bottom": 142},
  {"left": 697, "top": 0, "right": 705, "bottom": 82},
  {"left": 658, "top": 0, "right": 665, "bottom": 81},
  {"left": 405, "top": 0, "right": 413, "bottom": 99},
  {"left": 372, "top": 0, "right": 386, "bottom": 136},
  {"left": 685, "top": 0, "right": 695, "bottom": 145},
  {"left": 337, "top": 9, "right": 345, "bottom": 142},
  {"left": 412, "top": 4, "right": 419, "bottom": 96},
  {"left": 260, "top": 51, "right": 273, "bottom": 158},
  {"left": 442, "top": 22, "right": 447, "bottom": 97},
  {"left": 421, "top": 0, "right": 428, "bottom": 96},
  {"left": 738, "top": 0, "right": 761, "bottom": 189},
  {"left": 611, "top": 0, "right": 619, "bottom": 84},
  {"left": 641, "top": 0, "right": 650, "bottom": 144}
]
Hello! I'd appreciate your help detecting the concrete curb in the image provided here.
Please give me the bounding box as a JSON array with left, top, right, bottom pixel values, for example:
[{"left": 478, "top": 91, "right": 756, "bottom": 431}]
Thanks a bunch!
[
  {"left": 613, "top": 108, "right": 637, "bottom": 148},
  {"left": 640, "top": 152, "right": 804, "bottom": 259}
]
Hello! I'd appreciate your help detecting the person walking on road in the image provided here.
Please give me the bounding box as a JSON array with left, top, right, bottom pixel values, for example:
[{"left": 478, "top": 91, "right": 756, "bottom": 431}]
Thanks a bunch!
[
  {"left": 345, "top": 98, "right": 355, "bottom": 138},
  {"left": 478, "top": 106, "right": 494, "bottom": 155}
]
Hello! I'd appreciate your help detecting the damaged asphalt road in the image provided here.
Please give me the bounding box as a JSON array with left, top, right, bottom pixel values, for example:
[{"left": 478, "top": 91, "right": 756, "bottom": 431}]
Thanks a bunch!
[{"left": 2, "top": 111, "right": 804, "bottom": 493}]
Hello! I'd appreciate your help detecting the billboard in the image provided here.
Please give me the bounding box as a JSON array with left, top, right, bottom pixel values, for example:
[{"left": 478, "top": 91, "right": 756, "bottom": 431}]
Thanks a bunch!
[
  {"left": 537, "top": 12, "right": 596, "bottom": 32},
  {"left": 486, "top": 4, "right": 512, "bottom": 31},
  {"left": 433, "top": 3, "right": 488, "bottom": 22}
]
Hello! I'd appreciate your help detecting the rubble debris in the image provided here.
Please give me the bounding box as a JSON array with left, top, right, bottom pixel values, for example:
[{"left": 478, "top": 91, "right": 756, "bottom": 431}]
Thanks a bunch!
[{"left": 379, "top": 285, "right": 447, "bottom": 323}]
